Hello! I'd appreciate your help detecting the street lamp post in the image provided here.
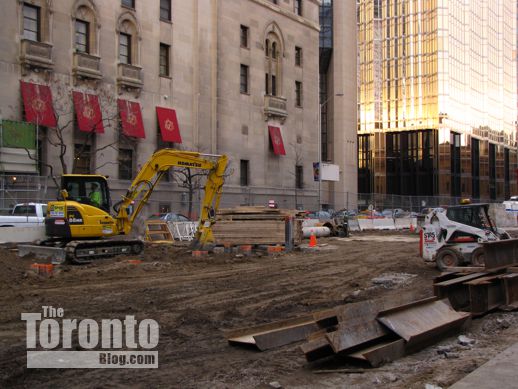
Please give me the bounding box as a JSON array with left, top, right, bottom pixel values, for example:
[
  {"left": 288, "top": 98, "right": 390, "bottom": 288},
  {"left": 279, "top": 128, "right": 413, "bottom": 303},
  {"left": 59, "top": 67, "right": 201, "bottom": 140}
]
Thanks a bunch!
[{"left": 317, "top": 93, "right": 343, "bottom": 209}]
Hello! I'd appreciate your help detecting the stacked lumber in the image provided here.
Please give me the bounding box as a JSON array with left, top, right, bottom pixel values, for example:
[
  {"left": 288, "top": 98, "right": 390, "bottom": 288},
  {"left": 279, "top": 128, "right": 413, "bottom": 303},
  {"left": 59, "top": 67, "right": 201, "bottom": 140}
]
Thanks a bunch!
[{"left": 213, "top": 206, "right": 304, "bottom": 246}]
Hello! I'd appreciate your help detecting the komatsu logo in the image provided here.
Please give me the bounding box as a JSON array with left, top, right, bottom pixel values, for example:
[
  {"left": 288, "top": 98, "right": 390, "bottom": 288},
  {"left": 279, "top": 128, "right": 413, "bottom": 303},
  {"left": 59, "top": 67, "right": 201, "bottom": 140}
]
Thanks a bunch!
[{"left": 178, "top": 161, "right": 202, "bottom": 168}]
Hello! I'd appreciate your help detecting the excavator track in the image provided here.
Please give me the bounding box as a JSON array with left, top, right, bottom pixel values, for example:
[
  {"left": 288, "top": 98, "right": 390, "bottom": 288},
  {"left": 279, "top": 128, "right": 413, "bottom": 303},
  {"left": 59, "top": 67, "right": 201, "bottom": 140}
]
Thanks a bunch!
[{"left": 65, "top": 239, "right": 144, "bottom": 264}]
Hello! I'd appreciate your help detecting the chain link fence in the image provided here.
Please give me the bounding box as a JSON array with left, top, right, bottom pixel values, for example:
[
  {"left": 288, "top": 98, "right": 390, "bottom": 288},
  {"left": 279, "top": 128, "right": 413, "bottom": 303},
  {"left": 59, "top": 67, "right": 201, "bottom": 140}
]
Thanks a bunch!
[{"left": 0, "top": 174, "right": 509, "bottom": 218}]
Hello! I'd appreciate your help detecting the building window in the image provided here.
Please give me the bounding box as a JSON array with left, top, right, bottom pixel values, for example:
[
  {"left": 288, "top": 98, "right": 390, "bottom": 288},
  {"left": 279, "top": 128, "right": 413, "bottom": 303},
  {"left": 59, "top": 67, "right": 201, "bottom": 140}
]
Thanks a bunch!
[
  {"left": 240, "top": 64, "right": 249, "bottom": 94},
  {"left": 264, "top": 28, "right": 282, "bottom": 97},
  {"left": 240, "top": 160, "right": 249, "bottom": 186},
  {"left": 75, "top": 19, "right": 89, "bottom": 53},
  {"left": 265, "top": 73, "right": 269, "bottom": 94},
  {"left": 160, "top": 0, "right": 171, "bottom": 21},
  {"left": 23, "top": 3, "right": 40, "bottom": 41},
  {"left": 240, "top": 25, "right": 249, "bottom": 48},
  {"left": 294, "top": 0, "right": 302, "bottom": 16},
  {"left": 74, "top": 144, "right": 91, "bottom": 174},
  {"left": 159, "top": 43, "right": 170, "bottom": 76},
  {"left": 122, "top": 0, "right": 135, "bottom": 9},
  {"left": 295, "top": 81, "right": 303, "bottom": 107},
  {"left": 296, "top": 165, "right": 303, "bottom": 189},
  {"left": 118, "top": 149, "right": 134, "bottom": 180},
  {"left": 119, "top": 33, "right": 131, "bottom": 64},
  {"left": 295, "top": 46, "right": 303, "bottom": 66}
]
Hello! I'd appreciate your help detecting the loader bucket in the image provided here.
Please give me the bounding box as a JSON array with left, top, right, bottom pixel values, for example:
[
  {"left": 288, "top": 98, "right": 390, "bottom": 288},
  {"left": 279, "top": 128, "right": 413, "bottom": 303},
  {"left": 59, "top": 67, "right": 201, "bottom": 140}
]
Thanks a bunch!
[{"left": 483, "top": 238, "right": 518, "bottom": 270}]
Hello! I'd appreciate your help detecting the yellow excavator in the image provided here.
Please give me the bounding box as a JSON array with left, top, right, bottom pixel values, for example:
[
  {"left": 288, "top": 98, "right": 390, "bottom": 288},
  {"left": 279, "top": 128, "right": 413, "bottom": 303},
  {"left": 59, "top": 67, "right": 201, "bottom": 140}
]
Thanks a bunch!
[{"left": 36, "top": 149, "right": 228, "bottom": 263}]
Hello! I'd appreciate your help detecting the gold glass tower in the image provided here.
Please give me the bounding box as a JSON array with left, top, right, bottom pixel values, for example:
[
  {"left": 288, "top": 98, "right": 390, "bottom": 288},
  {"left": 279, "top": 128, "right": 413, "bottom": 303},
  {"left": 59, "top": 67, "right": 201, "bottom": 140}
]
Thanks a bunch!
[{"left": 357, "top": 0, "right": 517, "bottom": 199}]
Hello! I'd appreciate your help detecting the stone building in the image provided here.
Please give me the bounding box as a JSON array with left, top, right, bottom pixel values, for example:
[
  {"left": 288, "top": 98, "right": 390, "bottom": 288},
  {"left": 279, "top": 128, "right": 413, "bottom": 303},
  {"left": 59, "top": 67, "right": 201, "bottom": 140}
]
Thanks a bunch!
[
  {"left": 0, "top": 0, "right": 329, "bottom": 213},
  {"left": 319, "top": 0, "right": 358, "bottom": 209},
  {"left": 357, "top": 0, "right": 517, "bottom": 201}
]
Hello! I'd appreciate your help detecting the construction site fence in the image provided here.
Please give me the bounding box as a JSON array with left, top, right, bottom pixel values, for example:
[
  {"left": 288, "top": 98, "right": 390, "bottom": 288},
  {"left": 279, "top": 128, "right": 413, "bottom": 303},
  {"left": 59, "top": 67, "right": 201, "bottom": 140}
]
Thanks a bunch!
[{"left": 0, "top": 174, "right": 512, "bottom": 218}]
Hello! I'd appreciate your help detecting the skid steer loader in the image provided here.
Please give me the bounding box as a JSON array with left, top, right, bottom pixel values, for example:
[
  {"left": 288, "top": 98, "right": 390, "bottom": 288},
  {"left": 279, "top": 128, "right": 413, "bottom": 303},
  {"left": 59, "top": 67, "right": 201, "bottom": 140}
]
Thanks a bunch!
[{"left": 420, "top": 203, "right": 511, "bottom": 270}]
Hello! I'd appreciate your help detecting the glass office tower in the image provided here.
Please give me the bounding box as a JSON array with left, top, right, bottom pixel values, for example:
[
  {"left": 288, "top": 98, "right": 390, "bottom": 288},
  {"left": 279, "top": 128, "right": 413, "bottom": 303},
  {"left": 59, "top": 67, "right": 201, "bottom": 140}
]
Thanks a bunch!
[{"left": 357, "top": 0, "right": 517, "bottom": 200}]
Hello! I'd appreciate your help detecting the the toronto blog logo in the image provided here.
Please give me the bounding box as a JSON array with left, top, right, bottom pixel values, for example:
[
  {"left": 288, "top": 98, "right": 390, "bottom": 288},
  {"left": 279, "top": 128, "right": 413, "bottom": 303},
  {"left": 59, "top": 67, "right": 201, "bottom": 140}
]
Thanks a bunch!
[{"left": 21, "top": 306, "right": 159, "bottom": 368}]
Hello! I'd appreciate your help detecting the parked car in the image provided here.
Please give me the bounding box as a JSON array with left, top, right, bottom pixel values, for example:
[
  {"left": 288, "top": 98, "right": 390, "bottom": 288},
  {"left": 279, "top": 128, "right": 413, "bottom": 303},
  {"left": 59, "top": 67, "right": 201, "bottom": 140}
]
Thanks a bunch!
[
  {"left": 147, "top": 212, "right": 192, "bottom": 222},
  {"left": 0, "top": 203, "right": 47, "bottom": 227}
]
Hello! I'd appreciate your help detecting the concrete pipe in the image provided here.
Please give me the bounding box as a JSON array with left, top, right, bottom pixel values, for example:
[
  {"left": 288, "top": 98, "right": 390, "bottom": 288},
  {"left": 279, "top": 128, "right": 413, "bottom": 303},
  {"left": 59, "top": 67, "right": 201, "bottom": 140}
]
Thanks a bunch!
[{"left": 302, "top": 226, "right": 331, "bottom": 238}]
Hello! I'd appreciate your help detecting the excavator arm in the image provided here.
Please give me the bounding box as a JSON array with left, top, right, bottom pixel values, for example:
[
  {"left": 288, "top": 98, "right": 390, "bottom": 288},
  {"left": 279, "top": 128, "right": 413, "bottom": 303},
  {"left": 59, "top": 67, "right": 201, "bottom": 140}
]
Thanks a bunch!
[{"left": 115, "top": 149, "right": 228, "bottom": 248}]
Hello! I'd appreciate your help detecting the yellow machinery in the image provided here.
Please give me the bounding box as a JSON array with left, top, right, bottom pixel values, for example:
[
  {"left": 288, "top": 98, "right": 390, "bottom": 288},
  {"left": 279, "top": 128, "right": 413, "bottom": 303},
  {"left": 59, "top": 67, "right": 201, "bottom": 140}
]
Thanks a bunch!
[{"left": 43, "top": 149, "right": 228, "bottom": 263}]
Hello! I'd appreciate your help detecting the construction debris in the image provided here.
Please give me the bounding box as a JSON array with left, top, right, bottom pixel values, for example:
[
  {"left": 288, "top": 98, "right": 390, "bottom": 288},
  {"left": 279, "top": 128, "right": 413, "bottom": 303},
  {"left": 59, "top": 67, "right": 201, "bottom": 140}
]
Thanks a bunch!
[
  {"left": 299, "top": 297, "right": 470, "bottom": 366},
  {"left": 227, "top": 294, "right": 471, "bottom": 368},
  {"left": 225, "top": 310, "right": 335, "bottom": 351}
]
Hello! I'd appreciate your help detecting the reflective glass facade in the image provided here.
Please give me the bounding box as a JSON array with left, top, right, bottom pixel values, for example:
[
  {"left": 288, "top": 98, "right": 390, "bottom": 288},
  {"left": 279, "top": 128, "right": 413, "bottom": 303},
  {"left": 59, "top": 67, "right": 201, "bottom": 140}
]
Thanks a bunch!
[{"left": 357, "top": 0, "right": 517, "bottom": 199}]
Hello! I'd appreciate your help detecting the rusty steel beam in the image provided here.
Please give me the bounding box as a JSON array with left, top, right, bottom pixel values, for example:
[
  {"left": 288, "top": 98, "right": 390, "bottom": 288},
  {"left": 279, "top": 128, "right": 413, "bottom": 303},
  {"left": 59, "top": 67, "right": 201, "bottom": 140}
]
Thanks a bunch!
[
  {"left": 433, "top": 272, "right": 488, "bottom": 310},
  {"left": 434, "top": 272, "right": 466, "bottom": 284},
  {"left": 348, "top": 339, "right": 406, "bottom": 367},
  {"left": 466, "top": 275, "right": 505, "bottom": 315},
  {"left": 301, "top": 337, "right": 335, "bottom": 362},
  {"left": 226, "top": 315, "right": 318, "bottom": 351},
  {"left": 377, "top": 298, "right": 471, "bottom": 348},
  {"left": 500, "top": 273, "right": 518, "bottom": 310},
  {"left": 326, "top": 321, "right": 389, "bottom": 354},
  {"left": 483, "top": 238, "right": 518, "bottom": 270}
]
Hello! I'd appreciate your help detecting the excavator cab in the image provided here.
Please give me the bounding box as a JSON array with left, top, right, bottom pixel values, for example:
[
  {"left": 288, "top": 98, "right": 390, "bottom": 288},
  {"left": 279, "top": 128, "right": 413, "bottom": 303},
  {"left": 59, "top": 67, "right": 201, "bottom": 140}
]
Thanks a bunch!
[{"left": 61, "top": 175, "right": 112, "bottom": 213}]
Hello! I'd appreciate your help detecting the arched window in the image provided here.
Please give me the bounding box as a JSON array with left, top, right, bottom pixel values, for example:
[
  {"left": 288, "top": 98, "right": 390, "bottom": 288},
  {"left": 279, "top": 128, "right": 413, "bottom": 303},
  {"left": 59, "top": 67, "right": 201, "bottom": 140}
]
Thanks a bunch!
[
  {"left": 264, "top": 24, "right": 284, "bottom": 96},
  {"left": 72, "top": 1, "right": 99, "bottom": 55},
  {"left": 117, "top": 13, "right": 140, "bottom": 65}
]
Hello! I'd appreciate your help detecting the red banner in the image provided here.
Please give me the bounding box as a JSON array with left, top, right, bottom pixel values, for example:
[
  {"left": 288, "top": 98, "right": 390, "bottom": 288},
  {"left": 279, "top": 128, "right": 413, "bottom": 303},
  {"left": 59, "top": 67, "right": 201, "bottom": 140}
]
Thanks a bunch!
[
  {"left": 117, "top": 99, "right": 145, "bottom": 138},
  {"left": 268, "top": 126, "right": 286, "bottom": 155},
  {"left": 72, "top": 91, "right": 104, "bottom": 133},
  {"left": 20, "top": 81, "right": 57, "bottom": 127},
  {"left": 156, "top": 107, "right": 182, "bottom": 143}
]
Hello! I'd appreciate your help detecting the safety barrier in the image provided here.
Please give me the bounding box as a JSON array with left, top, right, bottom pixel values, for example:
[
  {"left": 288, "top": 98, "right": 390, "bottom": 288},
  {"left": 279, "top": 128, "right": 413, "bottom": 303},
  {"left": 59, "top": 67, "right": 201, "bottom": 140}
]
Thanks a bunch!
[
  {"left": 358, "top": 218, "right": 395, "bottom": 230},
  {"left": 354, "top": 217, "right": 417, "bottom": 231},
  {"left": 168, "top": 221, "right": 198, "bottom": 241},
  {"left": 0, "top": 226, "right": 46, "bottom": 243}
]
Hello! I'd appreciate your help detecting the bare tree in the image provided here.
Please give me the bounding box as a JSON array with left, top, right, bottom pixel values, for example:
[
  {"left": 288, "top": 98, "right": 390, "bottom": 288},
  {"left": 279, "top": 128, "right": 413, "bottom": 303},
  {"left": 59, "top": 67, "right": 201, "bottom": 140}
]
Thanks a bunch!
[
  {"left": 23, "top": 77, "right": 125, "bottom": 182},
  {"left": 169, "top": 144, "right": 234, "bottom": 217}
]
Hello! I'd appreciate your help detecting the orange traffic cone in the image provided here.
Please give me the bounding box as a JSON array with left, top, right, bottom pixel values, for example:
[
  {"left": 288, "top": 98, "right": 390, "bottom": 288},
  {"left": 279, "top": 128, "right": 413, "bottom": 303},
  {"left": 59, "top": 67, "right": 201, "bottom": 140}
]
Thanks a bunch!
[{"left": 309, "top": 232, "right": 317, "bottom": 247}]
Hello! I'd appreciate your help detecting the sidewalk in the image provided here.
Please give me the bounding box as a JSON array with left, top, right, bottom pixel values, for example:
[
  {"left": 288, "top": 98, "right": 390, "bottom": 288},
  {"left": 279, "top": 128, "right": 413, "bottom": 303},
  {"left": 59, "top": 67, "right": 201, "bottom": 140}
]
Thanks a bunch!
[{"left": 449, "top": 342, "right": 518, "bottom": 388}]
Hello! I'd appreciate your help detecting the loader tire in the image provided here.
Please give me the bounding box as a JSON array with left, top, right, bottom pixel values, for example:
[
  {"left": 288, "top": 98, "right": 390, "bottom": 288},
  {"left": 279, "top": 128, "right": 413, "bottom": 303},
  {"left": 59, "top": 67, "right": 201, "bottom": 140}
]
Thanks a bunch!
[
  {"left": 436, "top": 247, "right": 461, "bottom": 271},
  {"left": 471, "top": 247, "right": 485, "bottom": 267}
]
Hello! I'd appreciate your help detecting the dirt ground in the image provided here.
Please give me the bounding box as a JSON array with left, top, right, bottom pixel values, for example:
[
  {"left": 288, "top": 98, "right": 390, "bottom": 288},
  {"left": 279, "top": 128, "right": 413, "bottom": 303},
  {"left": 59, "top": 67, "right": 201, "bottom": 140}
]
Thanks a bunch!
[{"left": 1, "top": 230, "right": 518, "bottom": 388}]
